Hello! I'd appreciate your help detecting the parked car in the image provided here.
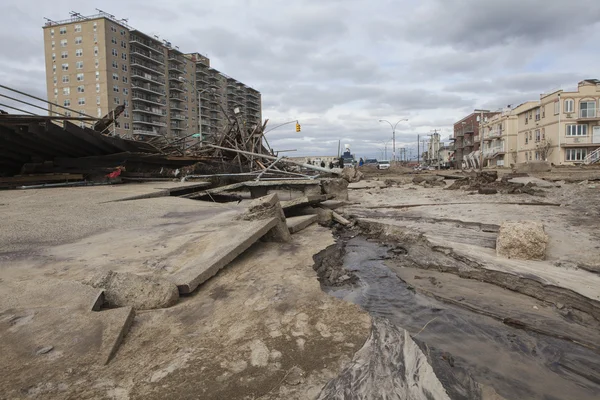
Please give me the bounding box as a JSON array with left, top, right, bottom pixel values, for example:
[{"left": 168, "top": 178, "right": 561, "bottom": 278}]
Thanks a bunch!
[
  {"left": 365, "top": 158, "right": 378, "bottom": 166},
  {"left": 377, "top": 160, "right": 390, "bottom": 170}
]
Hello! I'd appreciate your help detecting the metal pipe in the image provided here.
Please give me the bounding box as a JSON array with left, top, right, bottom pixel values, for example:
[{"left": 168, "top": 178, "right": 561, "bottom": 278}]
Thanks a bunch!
[
  {"left": 256, "top": 157, "right": 283, "bottom": 180},
  {"left": 206, "top": 144, "right": 341, "bottom": 175}
]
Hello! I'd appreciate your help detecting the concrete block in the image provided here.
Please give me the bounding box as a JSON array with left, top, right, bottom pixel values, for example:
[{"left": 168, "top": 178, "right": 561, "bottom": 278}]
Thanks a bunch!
[
  {"left": 321, "top": 178, "right": 349, "bottom": 201},
  {"left": 287, "top": 214, "right": 319, "bottom": 234},
  {"left": 100, "top": 306, "right": 136, "bottom": 365},
  {"left": 332, "top": 211, "right": 350, "bottom": 226},
  {"left": 241, "top": 193, "right": 292, "bottom": 242},
  {"left": 514, "top": 161, "right": 551, "bottom": 173}
]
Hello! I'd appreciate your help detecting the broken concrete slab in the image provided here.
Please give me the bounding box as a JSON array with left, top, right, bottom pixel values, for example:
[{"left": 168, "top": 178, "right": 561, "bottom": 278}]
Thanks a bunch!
[
  {"left": 348, "top": 181, "right": 387, "bottom": 190},
  {"left": 508, "top": 176, "right": 557, "bottom": 188},
  {"left": 100, "top": 306, "right": 136, "bottom": 365},
  {"left": 320, "top": 200, "right": 346, "bottom": 210},
  {"left": 85, "top": 270, "right": 179, "bottom": 310},
  {"left": 168, "top": 218, "right": 279, "bottom": 294},
  {"left": 281, "top": 195, "right": 329, "bottom": 211},
  {"left": 332, "top": 211, "right": 350, "bottom": 226},
  {"left": 497, "top": 221, "right": 549, "bottom": 261},
  {"left": 341, "top": 167, "right": 364, "bottom": 183},
  {"left": 321, "top": 178, "right": 349, "bottom": 201},
  {"left": 240, "top": 193, "right": 291, "bottom": 242},
  {"left": 287, "top": 214, "right": 318, "bottom": 234}
]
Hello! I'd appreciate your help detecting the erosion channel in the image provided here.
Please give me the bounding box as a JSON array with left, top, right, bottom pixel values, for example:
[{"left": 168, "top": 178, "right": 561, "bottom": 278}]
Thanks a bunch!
[{"left": 314, "top": 233, "right": 600, "bottom": 400}]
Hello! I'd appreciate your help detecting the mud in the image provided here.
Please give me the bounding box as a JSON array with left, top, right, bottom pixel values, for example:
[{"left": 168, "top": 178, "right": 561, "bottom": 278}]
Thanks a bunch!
[{"left": 321, "top": 235, "right": 600, "bottom": 400}]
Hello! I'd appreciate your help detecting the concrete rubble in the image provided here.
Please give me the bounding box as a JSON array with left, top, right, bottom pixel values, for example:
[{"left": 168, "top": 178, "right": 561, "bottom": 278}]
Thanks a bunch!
[{"left": 2, "top": 156, "right": 600, "bottom": 399}]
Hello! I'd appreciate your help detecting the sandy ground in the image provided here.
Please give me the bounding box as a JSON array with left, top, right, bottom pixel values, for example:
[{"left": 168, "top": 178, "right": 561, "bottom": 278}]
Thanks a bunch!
[{"left": 0, "top": 184, "right": 370, "bottom": 399}]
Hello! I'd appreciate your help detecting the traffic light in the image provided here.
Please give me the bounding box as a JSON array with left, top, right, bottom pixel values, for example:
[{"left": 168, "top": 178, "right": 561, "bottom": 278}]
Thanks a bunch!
[{"left": 296, "top": 122, "right": 301, "bottom": 132}]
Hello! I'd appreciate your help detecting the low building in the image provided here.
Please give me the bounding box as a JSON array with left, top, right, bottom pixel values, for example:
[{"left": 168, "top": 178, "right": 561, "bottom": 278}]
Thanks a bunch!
[
  {"left": 516, "top": 79, "right": 600, "bottom": 165},
  {"left": 453, "top": 110, "right": 499, "bottom": 169}
]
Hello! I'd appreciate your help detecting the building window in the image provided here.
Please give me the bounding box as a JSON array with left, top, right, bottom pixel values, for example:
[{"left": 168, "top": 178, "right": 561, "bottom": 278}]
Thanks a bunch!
[
  {"left": 60, "top": 39, "right": 67, "bottom": 47},
  {"left": 52, "top": 64, "right": 56, "bottom": 73},
  {"left": 95, "top": 59, "right": 99, "bottom": 68},
  {"left": 75, "top": 36, "right": 82, "bottom": 44},
  {"left": 524, "top": 132, "right": 528, "bottom": 145},
  {"left": 64, "top": 99, "right": 71, "bottom": 106},
  {"left": 124, "top": 109, "right": 129, "bottom": 117},
  {"left": 76, "top": 49, "right": 83, "bottom": 57},
  {"left": 112, "top": 60, "right": 118, "bottom": 69},
  {"left": 94, "top": 46, "right": 98, "bottom": 56},
  {"left": 535, "top": 108, "right": 540, "bottom": 121},
  {"left": 114, "top": 97, "right": 120, "bottom": 105},
  {"left": 566, "top": 124, "right": 588, "bottom": 136},
  {"left": 122, "top": 76, "right": 128, "bottom": 84},
  {"left": 53, "top": 76, "right": 57, "bottom": 85},
  {"left": 123, "top": 88, "right": 128, "bottom": 95},
  {"left": 62, "top": 75, "right": 69, "bottom": 83},
  {"left": 554, "top": 100, "right": 560, "bottom": 115},
  {"left": 120, "top": 29, "right": 126, "bottom": 36},
  {"left": 96, "top": 71, "right": 100, "bottom": 81},
  {"left": 566, "top": 148, "right": 588, "bottom": 162},
  {"left": 96, "top": 83, "right": 100, "bottom": 92},
  {"left": 124, "top": 122, "right": 130, "bottom": 129},
  {"left": 76, "top": 73, "right": 84, "bottom": 82},
  {"left": 121, "top": 40, "right": 127, "bottom": 48},
  {"left": 580, "top": 101, "right": 597, "bottom": 118},
  {"left": 111, "top": 37, "right": 117, "bottom": 44},
  {"left": 63, "top": 87, "right": 70, "bottom": 95},
  {"left": 50, "top": 29, "right": 54, "bottom": 37},
  {"left": 113, "top": 73, "right": 119, "bottom": 80},
  {"left": 93, "top": 34, "right": 98, "bottom": 43},
  {"left": 76, "top": 61, "right": 83, "bottom": 69},
  {"left": 51, "top": 53, "right": 56, "bottom": 61},
  {"left": 78, "top": 97, "right": 85, "bottom": 105},
  {"left": 122, "top": 64, "right": 128, "bottom": 72},
  {"left": 60, "top": 27, "right": 67, "bottom": 34},
  {"left": 111, "top": 25, "right": 117, "bottom": 32},
  {"left": 60, "top": 51, "right": 67, "bottom": 59},
  {"left": 74, "top": 24, "right": 81, "bottom": 32},
  {"left": 542, "top": 106, "right": 545, "bottom": 118},
  {"left": 112, "top": 49, "right": 118, "bottom": 56},
  {"left": 535, "top": 129, "right": 540, "bottom": 142},
  {"left": 121, "top": 53, "right": 127, "bottom": 61},
  {"left": 51, "top": 41, "right": 55, "bottom": 49},
  {"left": 93, "top": 22, "right": 97, "bottom": 32},
  {"left": 64, "top": 111, "right": 71, "bottom": 117},
  {"left": 53, "top": 88, "right": 58, "bottom": 96},
  {"left": 97, "top": 108, "right": 102, "bottom": 117},
  {"left": 113, "top": 85, "right": 119, "bottom": 92},
  {"left": 77, "top": 85, "right": 85, "bottom": 93},
  {"left": 61, "top": 63, "right": 68, "bottom": 71},
  {"left": 124, "top": 100, "right": 129, "bottom": 107}
]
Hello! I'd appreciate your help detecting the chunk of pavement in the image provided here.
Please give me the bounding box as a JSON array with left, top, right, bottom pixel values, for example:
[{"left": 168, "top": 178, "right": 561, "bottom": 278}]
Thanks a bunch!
[
  {"left": 285, "top": 366, "right": 306, "bottom": 385},
  {"left": 478, "top": 187, "right": 498, "bottom": 195},
  {"left": 100, "top": 306, "right": 136, "bottom": 365},
  {"left": 332, "top": 211, "right": 350, "bottom": 226},
  {"left": 341, "top": 167, "right": 364, "bottom": 183},
  {"left": 86, "top": 270, "right": 179, "bottom": 310},
  {"left": 320, "top": 200, "right": 345, "bottom": 210},
  {"left": 321, "top": 178, "right": 349, "bottom": 201},
  {"left": 496, "top": 221, "right": 549, "bottom": 260},
  {"left": 287, "top": 214, "right": 319, "bottom": 234},
  {"left": 240, "top": 193, "right": 291, "bottom": 242}
]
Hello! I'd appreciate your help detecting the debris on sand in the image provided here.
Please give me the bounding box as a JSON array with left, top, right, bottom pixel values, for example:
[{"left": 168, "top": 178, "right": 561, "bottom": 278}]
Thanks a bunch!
[
  {"left": 496, "top": 221, "right": 549, "bottom": 260},
  {"left": 412, "top": 175, "right": 446, "bottom": 188},
  {"left": 446, "top": 171, "right": 545, "bottom": 196},
  {"left": 342, "top": 167, "right": 364, "bottom": 183}
]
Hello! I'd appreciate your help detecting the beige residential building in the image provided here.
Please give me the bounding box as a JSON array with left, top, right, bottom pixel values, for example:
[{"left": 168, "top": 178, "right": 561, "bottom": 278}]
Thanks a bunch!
[
  {"left": 42, "top": 11, "right": 261, "bottom": 142},
  {"left": 516, "top": 79, "right": 600, "bottom": 165},
  {"left": 480, "top": 101, "right": 538, "bottom": 167}
]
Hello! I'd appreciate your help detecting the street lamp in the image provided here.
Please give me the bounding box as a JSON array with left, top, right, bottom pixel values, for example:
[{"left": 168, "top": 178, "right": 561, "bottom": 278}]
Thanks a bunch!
[{"left": 378, "top": 118, "right": 408, "bottom": 162}]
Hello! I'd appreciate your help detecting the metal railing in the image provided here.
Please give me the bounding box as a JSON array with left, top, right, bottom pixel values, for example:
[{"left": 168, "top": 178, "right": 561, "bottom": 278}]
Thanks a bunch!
[
  {"left": 131, "top": 92, "right": 166, "bottom": 105},
  {"left": 132, "top": 104, "right": 165, "bottom": 116},
  {"left": 132, "top": 83, "right": 165, "bottom": 96},
  {"left": 130, "top": 57, "right": 165, "bottom": 75},
  {"left": 584, "top": 147, "right": 600, "bottom": 164},
  {"left": 130, "top": 47, "right": 165, "bottom": 64},
  {"left": 130, "top": 35, "right": 164, "bottom": 54},
  {"left": 168, "top": 53, "right": 185, "bottom": 64},
  {"left": 131, "top": 70, "right": 165, "bottom": 85}
]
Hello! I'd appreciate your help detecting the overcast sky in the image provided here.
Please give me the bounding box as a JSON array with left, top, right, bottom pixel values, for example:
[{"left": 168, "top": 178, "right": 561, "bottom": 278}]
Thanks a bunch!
[{"left": 1, "top": 0, "right": 599, "bottom": 159}]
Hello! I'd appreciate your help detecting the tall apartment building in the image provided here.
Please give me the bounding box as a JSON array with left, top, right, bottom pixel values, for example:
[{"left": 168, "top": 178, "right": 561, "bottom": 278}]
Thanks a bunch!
[
  {"left": 42, "top": 11, "right": 261, "bottom": 141},
  {"left": 515, "top": 79, "right": 600, "bottom": 165}
]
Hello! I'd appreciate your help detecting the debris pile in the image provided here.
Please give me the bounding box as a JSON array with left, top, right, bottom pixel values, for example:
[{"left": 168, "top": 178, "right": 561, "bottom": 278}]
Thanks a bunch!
[
  {"left": 446, "top": 171, "right": 545, "bottom": 195},
  {"left": 496, "top": 221, "right": 549, "bottom": 260},
  {"left": 412, "top": 175, "right": 446, "bottom": 187}
]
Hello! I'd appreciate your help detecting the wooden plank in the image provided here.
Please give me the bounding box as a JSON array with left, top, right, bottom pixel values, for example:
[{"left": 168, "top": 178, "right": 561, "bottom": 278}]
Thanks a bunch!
[{"left": 0, "top": 173, "right": 84, "bottom": 184}]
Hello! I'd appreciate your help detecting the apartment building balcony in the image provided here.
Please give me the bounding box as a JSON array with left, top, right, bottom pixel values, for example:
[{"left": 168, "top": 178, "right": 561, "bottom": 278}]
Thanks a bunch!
[
  {"left": 168, "top": 73, "right": 183, "bottom": 82},
  {"left": 132, "top": 104, "right": 165, "bottom": 117},
  {"left": 171, "top": 114, "right": 186, "bottom": 121},
  {"left": 130, "top": 47, "right": 165, "bottom": 65},
  {"left": 484, "top": 130, "right": 502, "bottom": 141},
  {"left": 132, "top": 83, "right": 165, "bottom": 96},
  {"left": 455, "top": 130, "right": 464, "bottom": 138},
  {"left": 168, "top": 53, "right": 185, "bottom": 64},
  {"left": 578, "top": 108, "right": 600, "bottom": 121},
  {"left": 168, "top": 63, "right": 184, "bottom": 74},
  {"left": 461, "top": 124, "right": 475, "bottom": 134},
  {"left": 170, "top": 124, "right": 185, "bottom": 131},
  {"left": 133, "top": 128, "right": 161, "bottom": 137},
  {"left": 484, "top": 145, "right": 506, "bottom": 159},
  {"left": 132, "top": 92, "right": 166, "bottom": 106},
  {"left": 130, "top": 58, "right": 165, "bottom": 75},
  {"left": 169, "top": 82, "right": 185, "bottom": 92},
  {"left": 130, "top": 35, "right": 164, "bottom": 54},
  {"left": 463, "top": 139, "right": 473, "bottom": 147},
  {"left": 169, "top": 93, "right": 185, "bottom": 101},
  {"left": 131, "top": 70, "right": 165, "bottom": 85},
  {"left": 132, "top": 117, "right": 167, "bottom": 127},
  {"left": 169, "top": 103, "right": 185, "bottom": 111}
]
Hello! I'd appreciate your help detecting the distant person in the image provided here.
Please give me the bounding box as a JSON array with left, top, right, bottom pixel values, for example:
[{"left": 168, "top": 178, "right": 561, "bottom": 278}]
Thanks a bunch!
[
  {"left": 359, "top": 158, "right": 364, "bottom": 167},
  {"left": 328, "top": 161, "right": 334, "bottom": 169},
  {"left": 321, "top": 161, "right": 326, "bottom": 168},
  {"left": 339, "top": 157, "right": 345, "bottom": 168}
]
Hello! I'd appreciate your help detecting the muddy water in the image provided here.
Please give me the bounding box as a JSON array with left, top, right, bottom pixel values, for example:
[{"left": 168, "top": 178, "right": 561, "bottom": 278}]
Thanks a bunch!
[{"left": 326, "top": 236, "right": 600, "bottom": 400}]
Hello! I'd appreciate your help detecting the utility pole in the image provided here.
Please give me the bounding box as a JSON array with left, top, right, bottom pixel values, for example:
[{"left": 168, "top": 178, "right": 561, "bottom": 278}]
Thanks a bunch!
[{"left": 417, "top": 134, "right": 420, "bottom": 164}]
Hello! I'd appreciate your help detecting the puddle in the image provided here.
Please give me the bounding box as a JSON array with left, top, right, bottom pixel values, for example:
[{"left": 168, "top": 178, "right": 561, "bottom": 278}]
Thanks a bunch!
[{"left": 324, "top": 236, "right": 600, "bottom": 400}]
